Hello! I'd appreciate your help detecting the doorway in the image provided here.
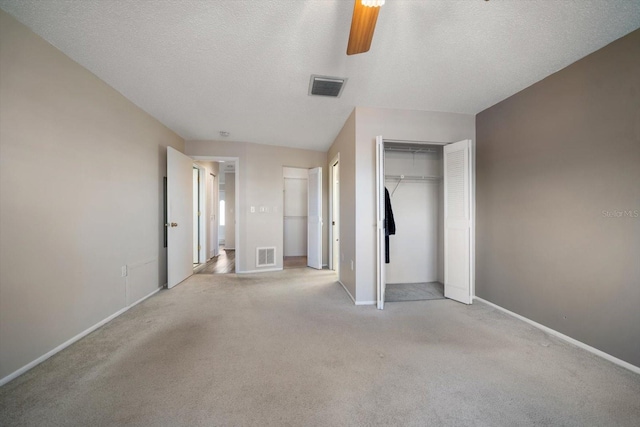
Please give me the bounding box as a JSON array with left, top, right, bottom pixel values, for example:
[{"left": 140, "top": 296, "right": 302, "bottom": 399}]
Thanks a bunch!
[
  {"left": 283, "top": 167, "right": 308, "bottom": 269},
  {"left": 375, "top": 137, "right": 474, "bottom": 309},
  {"left": 192, "top": 162, "right": 221, "bottom": 273},
  {"left": 193, "top": 166, "right": 201, "bottom": 266},
  {"left": 166, "top": 149, "right": 240, "bottom": 287},
  {"left": 198, "top": 160, "right": 236, "bottom": 274},
  {"left": 382, "top": 143, "right": 444, "bottom": 303}
]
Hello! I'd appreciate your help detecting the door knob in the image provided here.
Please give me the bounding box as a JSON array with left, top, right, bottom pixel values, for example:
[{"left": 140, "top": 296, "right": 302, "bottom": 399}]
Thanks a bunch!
[{"left": 170, "top": 222, "right": 178, "bottom": 227}]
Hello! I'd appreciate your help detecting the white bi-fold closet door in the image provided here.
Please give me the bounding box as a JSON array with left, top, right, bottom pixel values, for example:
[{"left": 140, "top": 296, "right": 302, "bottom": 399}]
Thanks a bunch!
[
  {"left": 376, "top": 137, "right": 473, "bottom": 309},
  {"left": 443, "top": 140, "right": 472, "bottom": 304}
]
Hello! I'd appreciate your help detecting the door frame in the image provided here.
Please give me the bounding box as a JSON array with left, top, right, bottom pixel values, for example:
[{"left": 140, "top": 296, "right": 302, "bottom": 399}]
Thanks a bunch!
[
  {"left": 282, "top": 166, "right": 309, "bottom": 259},
  {"left": 376, "top": 138, "right": 385, "bottom": 309},
  {"left": 329, "top": 153, "right": 340, "bottom": 274},
  {"left": 192, "top": 156, "right": 240, "bottom": 271},
  {"left": 375, "top": 137, "right": 476, "bottom": 308},
  {"left": 193, "top": 163, "right": 207, "bottom": 265}
]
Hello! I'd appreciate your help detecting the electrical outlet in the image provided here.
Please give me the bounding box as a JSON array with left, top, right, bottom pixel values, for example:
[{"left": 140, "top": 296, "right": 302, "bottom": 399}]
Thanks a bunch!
[
  {"left": 350, "top": 260, "right": 354, "bottom": 271},
  {"left": 121, "top": 266, "right": 128, "bottom": 277},
  {"left": 250, "top": 206, "right": 255, "bottom": 213}
]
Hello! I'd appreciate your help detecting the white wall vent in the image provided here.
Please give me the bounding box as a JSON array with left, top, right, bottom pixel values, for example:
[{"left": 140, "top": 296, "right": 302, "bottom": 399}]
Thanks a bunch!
[
  {"left": 309, "top": 75, "right": 347, "bottom": 98},
  {"left": 256, "top": 247, "right": 276, "bottom": 267}
]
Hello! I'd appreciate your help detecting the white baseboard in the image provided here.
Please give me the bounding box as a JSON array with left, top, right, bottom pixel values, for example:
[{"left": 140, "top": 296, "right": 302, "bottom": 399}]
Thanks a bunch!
[
  {"left": 336, "top": 280, "right": 375, "bottom": 306},
  {"left": 238, "top": 267, "right": 282, "bottom": 274},
  {"left": 0, "top": 286, "right": 163, "bottom": 387},
  {"left": 474, "top": 297, "right": 640, "bottom": 375},
  {"left": 337, "top": 280, "right": 356, "bottom": 304}
]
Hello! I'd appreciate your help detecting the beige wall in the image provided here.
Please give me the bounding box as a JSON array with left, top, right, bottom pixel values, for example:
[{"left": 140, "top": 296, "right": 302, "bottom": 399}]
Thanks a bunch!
[
  {"left": 186, "top": 140, "right": 328, "bottom": 272},
  {"left": 0, "top": 11, "right": 184, "bottom": 381},
  {"left": 353, "top": 107, "right": 476, "bottom": 302},
  {"left": 476, "top": 29, "right": 640, "bottom": 367}
]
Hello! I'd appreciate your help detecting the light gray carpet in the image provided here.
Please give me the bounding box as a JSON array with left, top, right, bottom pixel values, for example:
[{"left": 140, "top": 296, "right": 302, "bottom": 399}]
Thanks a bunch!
[
  {"left": 385, "top": 281, "right": 445, "bottom": 302},
  {"left": 1, "top": 268, "right": 639, "bottom": 426}
]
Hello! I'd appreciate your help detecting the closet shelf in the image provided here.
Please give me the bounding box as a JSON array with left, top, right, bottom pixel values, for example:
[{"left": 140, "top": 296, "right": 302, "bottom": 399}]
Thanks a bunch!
[{"left": 385, "top": 174, "right": 442, "bottom": 181}]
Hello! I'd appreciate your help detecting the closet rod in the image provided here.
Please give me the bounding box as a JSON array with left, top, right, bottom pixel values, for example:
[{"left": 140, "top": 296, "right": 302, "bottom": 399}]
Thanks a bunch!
[
  {"left": 385, "top": 174, "right": 442, "bottom": 181},
  {"left": 386, "top": 174, "right": 442, "bottom": 197}
]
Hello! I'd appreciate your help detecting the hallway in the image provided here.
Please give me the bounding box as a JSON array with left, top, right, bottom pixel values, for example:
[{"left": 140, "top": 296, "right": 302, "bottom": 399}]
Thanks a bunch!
[{"left": 195, "top": 247, "right": 235, "bottom": 274}]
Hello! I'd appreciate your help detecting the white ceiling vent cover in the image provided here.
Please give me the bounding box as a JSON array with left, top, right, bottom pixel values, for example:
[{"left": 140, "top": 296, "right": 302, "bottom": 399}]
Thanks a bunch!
[
  {"left": 256, "top": 247, "right": 276, "bottom": 267},
  {"left": 309, "top": 75, "right": 347, "bottom": 98}
]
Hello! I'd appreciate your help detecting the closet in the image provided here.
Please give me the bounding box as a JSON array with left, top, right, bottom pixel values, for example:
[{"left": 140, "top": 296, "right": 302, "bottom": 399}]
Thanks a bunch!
[
  {"left": 383, "top": 142, "right": 444, "bottom": 303},
  {"left": 283, "top": 167, "right": 308, "bottom": 260}
]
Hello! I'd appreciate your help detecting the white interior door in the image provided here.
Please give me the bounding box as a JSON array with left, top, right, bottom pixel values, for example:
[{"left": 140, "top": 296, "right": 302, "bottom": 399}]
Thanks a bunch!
[
  {"left": 167, "top": 147, "right": 194, "bottom": 288},
  {"left": 376, "top": 136, "right": 386, "bottom": 309},
  {"left": 331, "top": 160, "right": 340, "bottom": 273},
  {"left": 443, "top": 139, "right": 472, "bottom": 304},
  {"left": 209, "top": 173, "right": 218, "bottom": 258},
  {"left": 307, "top": 167, "right": 322, "bottom": 269},
  {"left": 193, "top": 167, "right": 199, "bottom": 264}
]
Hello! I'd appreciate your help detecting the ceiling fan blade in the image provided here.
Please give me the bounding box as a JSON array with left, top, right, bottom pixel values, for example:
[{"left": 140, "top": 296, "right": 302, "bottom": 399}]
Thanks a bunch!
[{"left": 347, "top": 0, "right": 380, "bottom": 55}]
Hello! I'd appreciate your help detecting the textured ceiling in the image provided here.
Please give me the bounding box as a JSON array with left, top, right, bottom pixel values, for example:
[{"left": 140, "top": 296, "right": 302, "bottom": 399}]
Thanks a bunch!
[{"left": 1, "top": 0, "right": 639, "bottom": 151}]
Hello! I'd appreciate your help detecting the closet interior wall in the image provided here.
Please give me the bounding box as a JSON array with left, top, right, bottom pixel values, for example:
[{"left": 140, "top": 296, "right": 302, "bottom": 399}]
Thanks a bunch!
[
  {"left": 384, "top": 145, "right": 444, "bottom": 285},
  {"left": 283, "top": 167, "right": 308, "bottom": 257}
]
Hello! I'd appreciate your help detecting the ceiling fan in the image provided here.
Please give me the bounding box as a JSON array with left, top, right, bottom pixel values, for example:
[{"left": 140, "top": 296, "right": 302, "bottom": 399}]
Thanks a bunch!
[{"left": 347, "top": 0, "right": 385, "bottom": 55}]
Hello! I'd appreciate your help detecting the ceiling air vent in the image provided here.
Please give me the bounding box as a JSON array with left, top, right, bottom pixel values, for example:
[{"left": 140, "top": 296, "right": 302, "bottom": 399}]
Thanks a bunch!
[{"left": 309, "top": 75, "right": 347, "bottom": 98}]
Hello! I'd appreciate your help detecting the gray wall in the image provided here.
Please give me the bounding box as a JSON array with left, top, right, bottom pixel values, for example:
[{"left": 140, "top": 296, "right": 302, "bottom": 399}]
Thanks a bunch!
[
  {"left": 0, "top": 10, "right": 184, "bottom": 381},
  {"left": 476, "top": 29, "right": 640, "bottom": 367}
]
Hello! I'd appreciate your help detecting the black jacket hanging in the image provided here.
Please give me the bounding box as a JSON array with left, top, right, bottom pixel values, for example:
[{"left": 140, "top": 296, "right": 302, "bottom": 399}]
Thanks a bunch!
[{"left": 384, "top": 187, "right": 396, "bottom": 263}]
